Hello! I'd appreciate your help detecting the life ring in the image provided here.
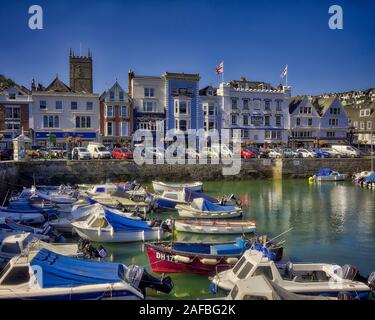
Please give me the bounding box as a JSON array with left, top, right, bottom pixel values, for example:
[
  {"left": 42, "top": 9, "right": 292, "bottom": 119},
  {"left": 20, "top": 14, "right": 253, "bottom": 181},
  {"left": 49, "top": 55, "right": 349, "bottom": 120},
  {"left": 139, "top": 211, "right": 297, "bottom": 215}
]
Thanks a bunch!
[{"left": 244, "top": 241, "right": 251, "bottom": 249}]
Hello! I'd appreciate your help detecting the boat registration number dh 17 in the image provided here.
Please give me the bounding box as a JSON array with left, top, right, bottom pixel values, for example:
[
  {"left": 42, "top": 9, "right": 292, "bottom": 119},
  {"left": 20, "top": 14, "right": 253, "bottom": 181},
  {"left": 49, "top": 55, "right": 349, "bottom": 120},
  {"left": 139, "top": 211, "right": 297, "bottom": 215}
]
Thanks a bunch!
[{"left": 156, "top": 251, "right": 175, "bottom": 262}]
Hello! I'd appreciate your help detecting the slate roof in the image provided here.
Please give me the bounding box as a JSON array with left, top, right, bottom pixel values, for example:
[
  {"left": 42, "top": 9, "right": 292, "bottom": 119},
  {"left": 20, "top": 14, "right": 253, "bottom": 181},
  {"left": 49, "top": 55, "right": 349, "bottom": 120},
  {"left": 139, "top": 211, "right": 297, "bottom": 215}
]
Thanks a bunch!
[{"left": 289, "top": 96, "right": 305, "bottom": 114}]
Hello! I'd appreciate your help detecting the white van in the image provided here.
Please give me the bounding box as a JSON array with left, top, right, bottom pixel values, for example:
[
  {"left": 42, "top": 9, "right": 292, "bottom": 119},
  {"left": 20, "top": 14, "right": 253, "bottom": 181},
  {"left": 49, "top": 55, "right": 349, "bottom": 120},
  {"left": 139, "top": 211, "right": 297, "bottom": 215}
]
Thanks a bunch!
[
  {"left": 87, "top": 142, "right": 111, "bottom": 159},
  {"left": 211, "top": 144, "right": 233, "bottom": 158},
  {"left": 332, "top": 145, "right": 361, "bottom": 158}
]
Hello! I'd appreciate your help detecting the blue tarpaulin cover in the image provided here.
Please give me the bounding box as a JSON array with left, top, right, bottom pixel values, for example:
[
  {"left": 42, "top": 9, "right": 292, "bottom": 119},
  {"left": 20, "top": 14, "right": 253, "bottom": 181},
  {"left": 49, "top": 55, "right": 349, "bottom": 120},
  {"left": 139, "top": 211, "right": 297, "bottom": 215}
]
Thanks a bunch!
[
  {"left": 183, "top": 188, "right": 218, "bottom": 204},
  {"left": 365, "top": 173, "right": 375, "bottom": 183},
  {"left": 104, "top": 208, "right": 152, "bottom": 231},
  {"left": 30, "top": 249, "right": 124, "bottom": 288},
  {"left": 316, "top": 168, "right": 333, "bottom": 177},
  {"left": 191, "top": 198, "right": 236, "bottom": 212}
]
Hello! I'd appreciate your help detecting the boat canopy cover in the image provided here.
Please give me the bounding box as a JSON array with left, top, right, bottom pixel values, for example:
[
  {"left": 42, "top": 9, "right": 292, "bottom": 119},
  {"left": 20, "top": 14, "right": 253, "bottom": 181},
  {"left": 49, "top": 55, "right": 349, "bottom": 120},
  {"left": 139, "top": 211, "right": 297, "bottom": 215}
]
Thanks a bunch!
[
  {"left": 190, "top": 198, "right": 236, "bottom": 212},
  {"left": 365, "top": 172, "right": 375, "bottom": 183},
  {"left": 104, "top": 208, "right": 151, "bottom": 231},
  {"left": 316, "top": 168, "right": 333, "bottom": 177},
  {"left": 183, "top": 188, "right": 218, "bottom": 204},
  {"left": 30, "top": 249, "right": 125, "bottom": 288}
]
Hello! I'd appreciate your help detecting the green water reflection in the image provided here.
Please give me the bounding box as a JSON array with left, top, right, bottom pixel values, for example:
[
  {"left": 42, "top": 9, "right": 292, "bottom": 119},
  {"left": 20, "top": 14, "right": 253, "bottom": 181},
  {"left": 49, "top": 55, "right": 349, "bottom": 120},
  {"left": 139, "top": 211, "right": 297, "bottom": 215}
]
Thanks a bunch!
[{"left": 103, "top": 180, "right": 375, "bottom": 300}]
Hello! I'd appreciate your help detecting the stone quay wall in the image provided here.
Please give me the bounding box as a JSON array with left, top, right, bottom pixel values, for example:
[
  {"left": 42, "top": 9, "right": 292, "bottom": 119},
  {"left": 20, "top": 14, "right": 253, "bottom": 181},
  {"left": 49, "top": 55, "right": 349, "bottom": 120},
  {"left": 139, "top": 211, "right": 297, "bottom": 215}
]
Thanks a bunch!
[{"left": 0, "top": 158, "right": 373, "bottom": 198}]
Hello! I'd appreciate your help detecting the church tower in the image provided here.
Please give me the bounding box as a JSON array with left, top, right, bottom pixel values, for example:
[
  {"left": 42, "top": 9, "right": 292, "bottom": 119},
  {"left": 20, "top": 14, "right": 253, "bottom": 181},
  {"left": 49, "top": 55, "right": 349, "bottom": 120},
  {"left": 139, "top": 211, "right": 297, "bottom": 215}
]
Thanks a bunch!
[{"left": 69, "top": 48, "right": 93, "bottom": 93}]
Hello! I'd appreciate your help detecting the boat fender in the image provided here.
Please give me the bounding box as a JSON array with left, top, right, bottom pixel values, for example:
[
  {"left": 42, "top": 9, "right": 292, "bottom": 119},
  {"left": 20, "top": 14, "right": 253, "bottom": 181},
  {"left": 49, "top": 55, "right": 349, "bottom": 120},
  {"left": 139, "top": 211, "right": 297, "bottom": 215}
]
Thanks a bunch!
[
  {"left": 200, "top": 258, "right": 218, "bottom": 265},
  {"left": 226, "top": 257, "right": 239, "bottom": 264},
  {"left": 173, "top": 255, "right": 192, "bottom": 264},
  {"left": 98, "top": 227, "right": 101, "bottom": 237},
  {"left": 110, "top": 227, "right": 114, "bottom": 237}
]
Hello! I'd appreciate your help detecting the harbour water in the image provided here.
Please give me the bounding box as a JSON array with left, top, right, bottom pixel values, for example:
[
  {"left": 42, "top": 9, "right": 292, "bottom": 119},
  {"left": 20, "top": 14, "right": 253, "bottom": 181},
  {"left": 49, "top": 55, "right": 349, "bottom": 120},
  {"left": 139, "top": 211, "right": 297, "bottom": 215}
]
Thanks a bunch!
[{"left": 103, "top": 180, "right": 375, "bottom": 300}]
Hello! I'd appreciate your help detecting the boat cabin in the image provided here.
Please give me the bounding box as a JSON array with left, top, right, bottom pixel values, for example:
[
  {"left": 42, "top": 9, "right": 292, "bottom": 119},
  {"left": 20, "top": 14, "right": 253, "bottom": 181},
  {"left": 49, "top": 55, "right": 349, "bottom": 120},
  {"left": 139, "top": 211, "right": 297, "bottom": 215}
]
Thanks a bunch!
[{"left": 218, "top": 250, "right": 370, "bottom": 295}]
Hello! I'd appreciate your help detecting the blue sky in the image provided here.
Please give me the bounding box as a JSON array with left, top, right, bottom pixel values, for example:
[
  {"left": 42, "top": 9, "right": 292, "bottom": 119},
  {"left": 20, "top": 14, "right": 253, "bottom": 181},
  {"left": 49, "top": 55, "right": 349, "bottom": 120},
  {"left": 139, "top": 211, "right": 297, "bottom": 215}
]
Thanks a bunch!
[{"left": 0, "top": 0, "right": 374, "bottom": 96}]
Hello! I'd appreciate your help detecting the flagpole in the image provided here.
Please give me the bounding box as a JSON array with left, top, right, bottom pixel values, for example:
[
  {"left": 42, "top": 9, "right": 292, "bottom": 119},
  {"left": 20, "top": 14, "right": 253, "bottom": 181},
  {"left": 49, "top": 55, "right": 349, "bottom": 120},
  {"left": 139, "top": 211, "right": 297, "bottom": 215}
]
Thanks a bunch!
[
  {"left": 285, "top": 65, "right": 288, "bottom": 87},
  {"left": 222, "top": 61, "right": 224, "bottom": 84}
]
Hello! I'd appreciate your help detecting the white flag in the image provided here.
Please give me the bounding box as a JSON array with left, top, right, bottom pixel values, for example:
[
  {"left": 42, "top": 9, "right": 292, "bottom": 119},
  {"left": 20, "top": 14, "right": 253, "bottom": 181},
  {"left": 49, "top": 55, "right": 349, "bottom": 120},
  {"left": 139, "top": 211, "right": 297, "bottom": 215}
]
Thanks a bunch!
[{"left": 281, "top": 65, "right": 288, "bottom": 78}]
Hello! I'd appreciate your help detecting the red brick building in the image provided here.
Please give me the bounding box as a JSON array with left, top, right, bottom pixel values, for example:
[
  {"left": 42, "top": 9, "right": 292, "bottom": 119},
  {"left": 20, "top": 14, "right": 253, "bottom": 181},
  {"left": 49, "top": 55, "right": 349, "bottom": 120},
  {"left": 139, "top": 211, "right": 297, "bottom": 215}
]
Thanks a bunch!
[
  {"left": 99, "top": 81, "right": 133, "bottom": 147},
  {"left": 0, "top": 85, "right": 32, "bottom": 149}
]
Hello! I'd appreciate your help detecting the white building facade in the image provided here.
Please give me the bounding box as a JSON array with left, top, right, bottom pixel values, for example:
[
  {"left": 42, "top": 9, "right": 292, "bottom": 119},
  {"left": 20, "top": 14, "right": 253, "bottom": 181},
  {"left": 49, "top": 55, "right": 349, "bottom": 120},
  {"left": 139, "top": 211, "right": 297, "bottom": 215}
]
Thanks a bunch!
[
  {"left": 217, "top": 77, "right": 291, "bottom": 144},
  {"left": 30, "top": 78, "right": 100, "bottom": 147}
]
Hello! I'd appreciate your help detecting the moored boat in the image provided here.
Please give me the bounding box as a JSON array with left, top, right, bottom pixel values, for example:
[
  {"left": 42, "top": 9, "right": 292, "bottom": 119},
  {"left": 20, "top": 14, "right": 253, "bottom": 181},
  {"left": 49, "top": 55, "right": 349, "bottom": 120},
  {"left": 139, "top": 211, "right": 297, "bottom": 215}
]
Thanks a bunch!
[
  {"left": 0, "top": 248, "right": 173, "bottom": 300},
  {"left": 176, "top": 198, "right": 242, "bottom": 219},
  {"left": 154, "top": 188, "right": 218, "bottom": 210},
  {"left": 145, "top": 237, "right": 283, "bottom": 275},
  {"left": 210, "top": 249, "right": 375, "bottom": 299},
  {"left": 173, "top": 219, "right": 256, "bottom": 234},
  {"left": 152, "top": 181, "right": 203, "bottom": 194},
  {"left": 72, "top": 207, "right": 170, "bottom": 243},
  {"left": 311, "top": 168, "right": 348, "bottom": 182}
]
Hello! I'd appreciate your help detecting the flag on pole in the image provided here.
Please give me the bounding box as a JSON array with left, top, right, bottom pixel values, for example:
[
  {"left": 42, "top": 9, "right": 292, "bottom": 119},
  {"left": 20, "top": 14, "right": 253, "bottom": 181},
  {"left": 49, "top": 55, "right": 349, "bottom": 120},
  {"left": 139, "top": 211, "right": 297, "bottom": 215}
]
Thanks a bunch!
[
  {"left": 215, "top": 61, "right": 224, "bottom": 74},
  {"left": 281, "top": 65, "right": 288, "bottom": 78}
]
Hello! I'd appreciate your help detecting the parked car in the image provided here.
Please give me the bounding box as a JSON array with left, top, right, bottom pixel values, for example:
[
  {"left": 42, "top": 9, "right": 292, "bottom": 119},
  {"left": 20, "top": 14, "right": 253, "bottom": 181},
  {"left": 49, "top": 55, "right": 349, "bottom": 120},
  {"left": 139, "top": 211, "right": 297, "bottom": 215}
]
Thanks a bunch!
[
  {"left": 282, "top": 148, "right": 298, "bottom": 158},
  {"left": 320, "top": 148, "right": 341, "bottom": 158},
  {"left": 268, "top": 149, "right": 282, "bottom": 159},
  {"left": 47, "top": 147, "right": 65, "bottom": 158},
  {"left": 87, "top": 142, "right": 112, "bottom": 159},
  {"left": 296, "top": 148, "right": 314, "bottom": 158},
  {"left": 112, "top": 147, "right": 133, "bottom": 160},
  {"left": 332, "top": 145, "right": 361, "bottom": 158},
  {"left": 313, "top": 149, "right": 331, "bottom": 158},
  {"left": 141, "top": 147, "right": 164, "bottom": 160},
  {"left": 211, "top": 144, "right": 233, "bottom": 158},
  {"left": 200, "top": 147, "right": 220, "bottom": 159},
  {"left": 72, "top": 147, "right": 91, "bottom": 160},
  {"left": 241, "top": 148, "right": 256, "bottom": 159}
]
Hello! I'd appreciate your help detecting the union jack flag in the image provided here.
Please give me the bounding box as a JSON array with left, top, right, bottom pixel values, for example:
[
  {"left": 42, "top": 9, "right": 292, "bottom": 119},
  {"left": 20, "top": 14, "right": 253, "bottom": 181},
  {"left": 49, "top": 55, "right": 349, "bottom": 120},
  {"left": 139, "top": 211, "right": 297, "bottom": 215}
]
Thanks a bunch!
[{"left": 215, "top": 61, "right": 224, "bottom": 74}]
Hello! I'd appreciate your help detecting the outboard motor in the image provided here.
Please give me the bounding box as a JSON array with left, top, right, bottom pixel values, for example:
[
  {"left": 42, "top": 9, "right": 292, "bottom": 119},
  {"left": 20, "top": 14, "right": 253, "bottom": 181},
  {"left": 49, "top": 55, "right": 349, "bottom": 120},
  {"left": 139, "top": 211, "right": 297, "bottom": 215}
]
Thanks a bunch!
[
  {"left": 123, "top": 265, "right": 174, "bottom": 295},
  {"left": 368, "top": 272, "right": 375, "bottom": 292},
  {"left": 78, "top": 238, "right": 108, "bottom": 259}
]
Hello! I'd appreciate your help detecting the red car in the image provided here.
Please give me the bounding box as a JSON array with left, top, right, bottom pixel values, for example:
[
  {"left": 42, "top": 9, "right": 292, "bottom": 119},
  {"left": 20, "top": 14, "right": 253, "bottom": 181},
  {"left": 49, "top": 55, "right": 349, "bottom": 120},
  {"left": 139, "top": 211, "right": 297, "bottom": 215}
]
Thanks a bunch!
[
  {"left": 241, "top": 147, "right": 256, "bottom": 159},
  {"left": 112, "top": 147, "right": 133, "bottom": 160}
]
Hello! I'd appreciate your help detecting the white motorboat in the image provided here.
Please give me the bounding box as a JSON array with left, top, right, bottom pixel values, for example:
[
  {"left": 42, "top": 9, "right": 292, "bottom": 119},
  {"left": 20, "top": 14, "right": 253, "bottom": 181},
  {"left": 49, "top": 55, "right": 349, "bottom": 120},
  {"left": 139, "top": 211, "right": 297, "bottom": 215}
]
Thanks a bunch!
[
  {"left": 71, "top": 207, "right": 168, "bottom": 243},
  {"left": 311, "top": 168, "right": 348, "bottom": 182},
  {"left": 225, "top": 275, "right": 337, "bottom": 300},
  {"left": 176, "top": 198, "right": 243, "bottom": 219},
  {"left": 0, "top": 248, "right": 173, "bottom": 300},
  {"left": 0, "top": 233, "right": 79, "bottom": 269},
  {"left": 152, "top": 181, "right": 203, "bottom": 194},
  {"left": 48, "top": 202, "right": 141, "bottom": 233},
  {"left": 174, "top": 219, "right": 256, "bottom": 234},
  {"left": 211, "top": 250, "right": 375, "bottom": 300}
]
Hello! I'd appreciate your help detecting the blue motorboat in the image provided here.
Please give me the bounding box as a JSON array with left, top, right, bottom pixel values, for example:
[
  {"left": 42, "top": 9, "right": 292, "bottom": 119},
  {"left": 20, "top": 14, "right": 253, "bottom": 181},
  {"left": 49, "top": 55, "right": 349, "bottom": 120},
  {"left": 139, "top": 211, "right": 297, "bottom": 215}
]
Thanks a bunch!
[
  {"left": 154, "top": 187, "right": 218, "bottom": 209},
  {"left": 0, "top": 248, "right": 174, "bottom": 300}
]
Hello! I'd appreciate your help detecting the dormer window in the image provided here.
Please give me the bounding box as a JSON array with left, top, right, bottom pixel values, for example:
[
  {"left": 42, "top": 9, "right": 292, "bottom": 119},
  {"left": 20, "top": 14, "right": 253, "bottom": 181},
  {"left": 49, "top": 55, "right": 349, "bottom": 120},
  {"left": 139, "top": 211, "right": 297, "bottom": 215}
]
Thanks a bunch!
[
  {"left": 109, "top": 91, "right": 115, "bottom": 101},
  {"left": 9, "top": 93, "right": 16, "bottom": 99},
  {"left": 119, "top": 91, "right": 124, "bottom": 101}
]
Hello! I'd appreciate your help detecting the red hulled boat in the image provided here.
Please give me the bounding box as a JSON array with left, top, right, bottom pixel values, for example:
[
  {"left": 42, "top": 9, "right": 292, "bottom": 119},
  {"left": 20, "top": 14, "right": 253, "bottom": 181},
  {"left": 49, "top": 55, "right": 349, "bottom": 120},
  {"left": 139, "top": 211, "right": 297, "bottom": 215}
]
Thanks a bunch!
[{"left": 145, "top": 238, "right": 283, "bottom": 275}]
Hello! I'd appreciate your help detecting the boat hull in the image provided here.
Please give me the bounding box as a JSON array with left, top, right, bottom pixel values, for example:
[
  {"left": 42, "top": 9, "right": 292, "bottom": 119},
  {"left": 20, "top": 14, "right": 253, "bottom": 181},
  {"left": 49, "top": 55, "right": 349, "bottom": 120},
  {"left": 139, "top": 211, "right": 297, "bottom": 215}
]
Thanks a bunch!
[
  {"left": 177, "top": 208, "right": 243, "bottom": 219},
  {"left": 73, "top": 226, "right": 164, "bottom": 243},
  {"left": 153, "top": 181, "right": 203, "bottom": 194},
  {"left": 174, "top": 220, "right": 255, "bottom": 234},
  {"left": 145, "top": 244, "right": 239, "bottom": 275}
]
